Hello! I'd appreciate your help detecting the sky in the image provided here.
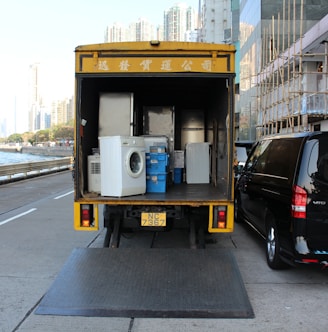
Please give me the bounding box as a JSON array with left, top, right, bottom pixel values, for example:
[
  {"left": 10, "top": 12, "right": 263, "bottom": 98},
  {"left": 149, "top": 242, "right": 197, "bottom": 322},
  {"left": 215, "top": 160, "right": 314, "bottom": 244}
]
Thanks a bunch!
[{"left": 0, "top": 0, "right": 200, "bottom": 136}]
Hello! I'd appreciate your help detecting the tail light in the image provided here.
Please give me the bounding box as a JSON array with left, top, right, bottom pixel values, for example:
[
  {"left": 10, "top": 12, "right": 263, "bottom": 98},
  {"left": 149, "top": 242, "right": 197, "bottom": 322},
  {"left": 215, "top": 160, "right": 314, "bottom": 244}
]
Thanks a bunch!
[
  {"left": 214, "top": 206, "right": 227, "bottom": 228},
  {"left": 81, "top": 204, "right": 93, "bottom": 227},
  {"left": 302, "top": 258, "right": 318, "bottom": 264},
  {"left": 291, "top": 185, "right": 307, "bottom": 219}
]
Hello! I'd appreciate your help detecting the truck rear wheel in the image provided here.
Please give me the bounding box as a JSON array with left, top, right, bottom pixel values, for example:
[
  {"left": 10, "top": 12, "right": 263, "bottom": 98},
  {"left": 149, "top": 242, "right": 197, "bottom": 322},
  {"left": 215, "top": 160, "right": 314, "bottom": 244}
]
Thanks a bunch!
[
  {"left": 103, "top": 210, "right": 121, "bottom": 248},
  {"left": 108, "top": 215, "right": 121, "bottom": 248},
  {"left": 103, "top": 228, "right": 111, "bottom": 247}
]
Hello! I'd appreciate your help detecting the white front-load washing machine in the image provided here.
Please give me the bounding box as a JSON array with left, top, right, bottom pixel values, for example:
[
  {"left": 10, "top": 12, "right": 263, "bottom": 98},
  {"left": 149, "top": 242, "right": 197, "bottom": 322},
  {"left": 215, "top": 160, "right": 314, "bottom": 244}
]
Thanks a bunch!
[{"left": 99, "top": 136, "right": 146, "bottom": 197}]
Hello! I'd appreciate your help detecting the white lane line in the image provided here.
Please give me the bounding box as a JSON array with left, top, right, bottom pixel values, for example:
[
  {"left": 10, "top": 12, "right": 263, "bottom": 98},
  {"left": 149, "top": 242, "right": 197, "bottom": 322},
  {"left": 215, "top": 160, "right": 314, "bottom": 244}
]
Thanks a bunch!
[
  {"left": 0, "top": 208, "right": 37, "bottom": 226},
  {"left": 54, "top": 190, "right": 74, "bottom": 200}
]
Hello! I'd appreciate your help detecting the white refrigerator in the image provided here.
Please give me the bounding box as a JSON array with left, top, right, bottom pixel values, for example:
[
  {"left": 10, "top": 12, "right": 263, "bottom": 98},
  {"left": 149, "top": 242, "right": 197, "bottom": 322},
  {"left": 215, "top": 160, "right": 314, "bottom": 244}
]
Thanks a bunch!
[{"left": 186, "top": 142, "right": 210, "bottom": 184}]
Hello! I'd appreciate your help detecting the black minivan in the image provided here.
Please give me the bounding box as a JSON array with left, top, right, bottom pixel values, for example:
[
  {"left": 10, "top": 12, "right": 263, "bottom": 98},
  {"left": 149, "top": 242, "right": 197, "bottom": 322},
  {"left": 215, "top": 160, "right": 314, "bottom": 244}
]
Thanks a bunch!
[{"left": 234, "top": 131, "right": 328, "bottom": 269}]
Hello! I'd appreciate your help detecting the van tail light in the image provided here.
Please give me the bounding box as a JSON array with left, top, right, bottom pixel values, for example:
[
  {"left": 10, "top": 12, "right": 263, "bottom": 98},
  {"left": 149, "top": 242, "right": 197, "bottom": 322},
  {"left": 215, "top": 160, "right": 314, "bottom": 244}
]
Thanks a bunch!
[
  {"left": 214, "top": 206, "right": 227, "bottom": 228},
  {"left": 81, "top": 204, "right": 93, "bottom": 227},
  {"left": 302, "top": 258, "right": 318, "bottom": 264},
  {"left": 291, "top": 185, "right": 307, "bottom": 219}
]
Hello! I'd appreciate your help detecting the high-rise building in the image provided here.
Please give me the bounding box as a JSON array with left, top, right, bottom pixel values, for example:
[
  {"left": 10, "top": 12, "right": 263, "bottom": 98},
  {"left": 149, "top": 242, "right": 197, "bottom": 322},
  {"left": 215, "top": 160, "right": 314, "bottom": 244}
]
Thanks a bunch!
[
  {"left": 105, "top": 18, "right": 155, "bottom": 42},
  {"left": 104, "top": 22, "right": 130, "bottom": 42},
  {"left": 0, "top": 118, "right": 7, "bottom": 138},
  {"left": 164, "top": 3, "right": 197, "bottom": 41},
  {"left": 201, "top": 0, "right": 232, "bottom": 43},
  {"left": 104, "top": 3, "right": 198, "bottom": 43},
  {"left": 28, "top": 62, "right": 74, "bottom": 132},
  {"left": 28, "top": 63, "right": 44, "bottom": 132},
  {"left": 239, "top": 0, "right": 328, "bottom": 140},
  {"left": 156, "top": 24, "right": 164, "bottom": 40},
  {"left": 50, "top": 97, "right": 73, "bottom": 127},
  {"left": 135, "top": 18, "right": 155, "bottom": 41}
]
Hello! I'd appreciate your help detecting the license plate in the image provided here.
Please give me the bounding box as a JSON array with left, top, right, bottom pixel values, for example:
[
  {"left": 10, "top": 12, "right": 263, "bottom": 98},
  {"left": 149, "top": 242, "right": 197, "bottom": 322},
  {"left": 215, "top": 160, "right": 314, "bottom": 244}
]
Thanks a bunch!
[{"left": 141, "top": 212, "right": 166, "bottom": 227}]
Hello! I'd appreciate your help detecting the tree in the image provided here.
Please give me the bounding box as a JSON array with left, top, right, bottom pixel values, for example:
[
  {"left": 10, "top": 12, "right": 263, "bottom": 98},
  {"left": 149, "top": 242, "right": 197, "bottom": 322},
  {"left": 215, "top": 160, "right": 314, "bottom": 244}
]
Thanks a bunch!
[
  {"left": 4, "top": 124, "right": 74, "bottom": 145},
  {"left": 52, "top": 125, "right": 74, "bottom": 141},
  {"left": 36, "top": 129, "right": 50, "bottom": 143},
  {"left": 21, "top": 132, "right": 35, "bottom": 145},
  {"left": 7, "top": 133, "right": 23, "bottom": 143}
]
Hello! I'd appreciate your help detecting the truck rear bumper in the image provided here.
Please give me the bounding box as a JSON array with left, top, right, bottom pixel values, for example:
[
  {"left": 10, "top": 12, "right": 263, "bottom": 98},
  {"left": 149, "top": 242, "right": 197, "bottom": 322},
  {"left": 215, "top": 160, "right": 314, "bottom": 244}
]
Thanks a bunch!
[{"left": 74, "top": 184, "right": 234, "bottom": 234}]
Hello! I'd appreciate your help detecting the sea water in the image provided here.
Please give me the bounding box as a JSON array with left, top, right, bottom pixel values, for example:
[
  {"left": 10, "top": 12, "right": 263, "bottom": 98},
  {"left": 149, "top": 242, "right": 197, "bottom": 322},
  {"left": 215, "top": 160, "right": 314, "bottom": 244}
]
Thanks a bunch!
[{"left": 0, "top": 151, "right": 59, "bottom": 165}]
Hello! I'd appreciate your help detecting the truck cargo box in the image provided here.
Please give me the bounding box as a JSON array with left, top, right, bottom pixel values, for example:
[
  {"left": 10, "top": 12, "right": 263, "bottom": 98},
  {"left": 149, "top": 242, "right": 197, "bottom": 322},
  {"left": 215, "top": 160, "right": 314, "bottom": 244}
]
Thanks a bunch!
[{"left": 73, "top": 41, "right": 236, "bottom": 237}]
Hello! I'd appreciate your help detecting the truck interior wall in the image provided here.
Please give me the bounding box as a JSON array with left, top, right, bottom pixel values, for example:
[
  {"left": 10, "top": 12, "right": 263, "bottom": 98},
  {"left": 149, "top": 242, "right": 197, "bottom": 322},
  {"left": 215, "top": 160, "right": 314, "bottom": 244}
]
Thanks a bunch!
[
  {"left": 78, "top": 79, "right": 100, "bottom": 196},
  {"left": 209, "top": 88, "right": 230, "bottom": 195},
  {"left": 199, "top": 79, "right": 230, "bottom": 193}
]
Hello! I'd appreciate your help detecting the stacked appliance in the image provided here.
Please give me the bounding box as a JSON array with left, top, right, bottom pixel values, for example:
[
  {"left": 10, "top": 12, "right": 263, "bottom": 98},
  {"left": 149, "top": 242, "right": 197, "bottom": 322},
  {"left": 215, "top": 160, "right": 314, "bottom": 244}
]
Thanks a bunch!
[
  {"left": 87, "top": 154, "right": 101, "bottom": 193},
  {"left": 99, "top": 136, "right": 146, "bottom": 197},
  {"left": 89, "top": 93, "right": 143, "bottom": 197},
  {"left": 185, "top": 142, "right": 210, "bottom": 184},
  {"left": 180, "top": 110, "right": 205, "bottom": 149}
]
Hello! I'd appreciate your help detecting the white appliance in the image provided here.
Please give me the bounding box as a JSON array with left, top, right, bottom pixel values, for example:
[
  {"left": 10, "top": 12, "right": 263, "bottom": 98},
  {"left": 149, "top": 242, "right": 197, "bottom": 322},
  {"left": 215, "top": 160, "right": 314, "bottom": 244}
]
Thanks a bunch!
[
  {"left": 99, "top": 136, "right": 146, "bottom": 197},
  {"left": 88, "top": 155, "right": 101, "bottom": 193},
  {"left": 186, "top": 142, "right": 210, "bottom": 184},
  {"left": 180, "top": 110, "right": 205, "bottom": 148},
  {"left": 99, "top": 93, "right": 134, "bottom": 137}
]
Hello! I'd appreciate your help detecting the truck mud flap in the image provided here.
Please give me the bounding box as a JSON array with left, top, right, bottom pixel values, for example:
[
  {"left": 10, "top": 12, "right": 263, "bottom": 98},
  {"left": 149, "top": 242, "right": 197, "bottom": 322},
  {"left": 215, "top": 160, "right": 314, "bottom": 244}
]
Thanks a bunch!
[{"left": 35, "top": 248, "right": 254, "bottom": 318}]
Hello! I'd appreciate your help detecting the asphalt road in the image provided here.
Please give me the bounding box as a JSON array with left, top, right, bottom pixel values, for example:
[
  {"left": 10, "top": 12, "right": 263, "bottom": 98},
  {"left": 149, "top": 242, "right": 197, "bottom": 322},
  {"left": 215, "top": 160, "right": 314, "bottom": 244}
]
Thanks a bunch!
[{"left": 0, "top": 171, "right": 327, "bottom": 332}]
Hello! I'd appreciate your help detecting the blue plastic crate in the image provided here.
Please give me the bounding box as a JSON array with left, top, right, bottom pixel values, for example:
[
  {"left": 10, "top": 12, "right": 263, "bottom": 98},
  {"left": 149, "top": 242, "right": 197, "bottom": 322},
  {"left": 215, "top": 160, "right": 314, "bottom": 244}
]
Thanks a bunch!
[
  {"left": 146, "top": 172, "right": 167, "bottom": 193},
  {"left": 146, "top": 153, "right": 169, "bottom": 173}
]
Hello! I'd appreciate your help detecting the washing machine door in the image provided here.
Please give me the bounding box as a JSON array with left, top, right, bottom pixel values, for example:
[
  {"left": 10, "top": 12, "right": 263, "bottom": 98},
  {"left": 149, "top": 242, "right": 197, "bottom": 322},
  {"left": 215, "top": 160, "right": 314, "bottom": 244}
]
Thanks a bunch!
[{"left": 125, "top": 150, "right": 145, "bottom": 178}]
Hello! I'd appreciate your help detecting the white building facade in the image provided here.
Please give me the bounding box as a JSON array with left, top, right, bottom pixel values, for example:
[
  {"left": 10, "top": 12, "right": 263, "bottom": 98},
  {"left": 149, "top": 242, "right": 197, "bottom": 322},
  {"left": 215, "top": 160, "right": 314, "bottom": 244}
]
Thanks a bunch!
[
  {"left": 164, "top": 3, "right": 197, "bottom": 41},
  {"left": 201, "top": 0, "right": 232, "bottom": 43}
]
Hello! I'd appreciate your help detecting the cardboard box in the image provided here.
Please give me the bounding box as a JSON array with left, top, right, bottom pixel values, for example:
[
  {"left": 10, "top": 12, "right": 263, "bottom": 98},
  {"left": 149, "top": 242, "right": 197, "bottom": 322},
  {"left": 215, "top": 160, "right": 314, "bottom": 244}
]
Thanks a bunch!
[
  {"left": 174, "top": 150, "right": 184, "bottom": 168},
  {"left": 149, "top": 146, "right": 166, "bottom": 153}
]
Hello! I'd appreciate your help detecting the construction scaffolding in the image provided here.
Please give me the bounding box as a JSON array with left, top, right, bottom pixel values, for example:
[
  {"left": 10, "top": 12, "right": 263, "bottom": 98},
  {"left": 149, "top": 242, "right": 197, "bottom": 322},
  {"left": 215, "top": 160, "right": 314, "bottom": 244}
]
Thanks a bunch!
[{"left": 257, "top": 0, "right": 328, "bottom": 137}]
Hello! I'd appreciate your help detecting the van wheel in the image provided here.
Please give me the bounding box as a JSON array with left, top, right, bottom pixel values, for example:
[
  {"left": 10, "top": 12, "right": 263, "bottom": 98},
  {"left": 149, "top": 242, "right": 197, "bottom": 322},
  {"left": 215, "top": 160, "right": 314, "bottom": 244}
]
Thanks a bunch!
[{"left": 266, "top": 219, "right": 288, "bottom": 269}]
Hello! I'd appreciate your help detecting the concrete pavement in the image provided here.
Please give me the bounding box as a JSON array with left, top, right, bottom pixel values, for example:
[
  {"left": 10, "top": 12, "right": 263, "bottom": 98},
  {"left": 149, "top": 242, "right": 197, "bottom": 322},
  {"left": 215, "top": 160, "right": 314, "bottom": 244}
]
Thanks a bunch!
[{"left": 0, "top": 171, "right": 327, "bottom": 331}]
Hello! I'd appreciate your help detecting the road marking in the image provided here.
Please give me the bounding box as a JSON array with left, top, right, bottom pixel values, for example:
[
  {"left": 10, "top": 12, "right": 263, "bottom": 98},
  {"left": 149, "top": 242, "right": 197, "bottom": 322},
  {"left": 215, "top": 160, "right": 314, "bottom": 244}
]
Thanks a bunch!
[
  {"left": 0, "top": 208, "right": 37, "bottom": 226},
  {"left": 54, "top": 190, "right": 74, "bottom": 200}
]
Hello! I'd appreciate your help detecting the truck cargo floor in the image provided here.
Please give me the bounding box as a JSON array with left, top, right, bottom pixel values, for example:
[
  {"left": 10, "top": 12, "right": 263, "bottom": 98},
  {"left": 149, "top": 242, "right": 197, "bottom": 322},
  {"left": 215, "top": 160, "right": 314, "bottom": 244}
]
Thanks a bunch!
[
  {"left": 90, "top": 183, "right": 227, "bottom": 202},
  {"left": 35, "top": 248, "right": 254, "bottom": 318}
]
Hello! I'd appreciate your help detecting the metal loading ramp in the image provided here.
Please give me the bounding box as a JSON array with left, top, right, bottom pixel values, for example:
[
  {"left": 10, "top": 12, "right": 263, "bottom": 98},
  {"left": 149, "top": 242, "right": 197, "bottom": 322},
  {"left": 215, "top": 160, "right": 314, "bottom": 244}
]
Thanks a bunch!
[{"left": 36, "top": 248, "right": 254, "bottom": 318}]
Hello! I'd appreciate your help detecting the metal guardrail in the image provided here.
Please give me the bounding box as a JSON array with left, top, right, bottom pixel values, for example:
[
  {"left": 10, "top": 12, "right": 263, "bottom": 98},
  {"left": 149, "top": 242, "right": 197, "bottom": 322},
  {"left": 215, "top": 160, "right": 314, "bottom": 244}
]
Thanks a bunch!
[
  {"left": 0, "top": 157, "right": 73, "bottom": 182},
  {"left": 0, "top": 145, "right": 73, "bottom": 156}
]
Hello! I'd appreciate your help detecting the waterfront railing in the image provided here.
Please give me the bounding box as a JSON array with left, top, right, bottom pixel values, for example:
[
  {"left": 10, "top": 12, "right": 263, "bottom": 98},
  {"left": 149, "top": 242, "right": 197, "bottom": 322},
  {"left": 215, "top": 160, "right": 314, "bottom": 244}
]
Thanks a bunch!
[{"left": 0, "top": 157, "right": 73, "bottom": 183}]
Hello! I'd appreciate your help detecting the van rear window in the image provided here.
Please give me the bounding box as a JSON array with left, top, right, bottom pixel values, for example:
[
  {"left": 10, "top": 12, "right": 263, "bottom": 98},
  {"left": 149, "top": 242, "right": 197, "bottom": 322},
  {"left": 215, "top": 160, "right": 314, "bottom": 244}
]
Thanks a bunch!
[
  {"left": 265, "top": 139, "right": 302, "bottom": 179},
  {"left": 246, "top": 137, "right": 302, "bottom": 181},
  {"left": 245, "top": 139, "right": 271, "bottom": 173},
  {"left": 312, "top": 137, "right": 328, "bottom": 183}
]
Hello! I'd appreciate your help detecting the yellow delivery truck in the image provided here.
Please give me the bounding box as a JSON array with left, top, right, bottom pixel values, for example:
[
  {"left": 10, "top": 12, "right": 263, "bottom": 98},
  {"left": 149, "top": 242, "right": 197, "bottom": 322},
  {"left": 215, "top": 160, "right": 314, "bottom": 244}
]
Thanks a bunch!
[{"left": 73, "top": 41, "right": 236, "bottom": 248}]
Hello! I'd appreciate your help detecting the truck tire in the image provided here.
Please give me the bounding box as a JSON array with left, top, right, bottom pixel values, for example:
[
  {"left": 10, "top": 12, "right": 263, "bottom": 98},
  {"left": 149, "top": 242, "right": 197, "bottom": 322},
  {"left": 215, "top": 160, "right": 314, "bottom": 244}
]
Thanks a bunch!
[
  {"left": 234, "top": 195, "right": 242, "bottom": 223},
  {"left": 103, "top": 227, "right": 111, "bottom": 248},
  {"left": 109, "top": 215, "right": 121, "bottom": 248}
]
